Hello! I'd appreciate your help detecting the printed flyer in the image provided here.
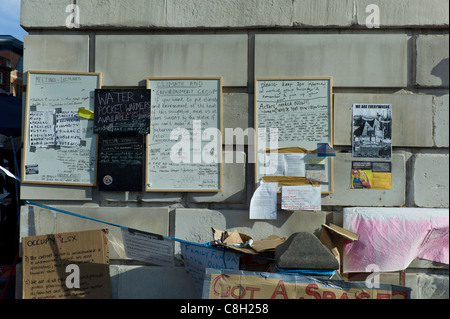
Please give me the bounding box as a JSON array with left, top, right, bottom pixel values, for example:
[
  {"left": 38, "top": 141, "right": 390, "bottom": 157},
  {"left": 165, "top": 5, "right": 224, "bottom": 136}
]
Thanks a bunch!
[
  {"left": 352, "top": 104, "right": 392, "bottom": 159},
  {"left": 351, "top": 161, "right": 392, "bottom": 189}
]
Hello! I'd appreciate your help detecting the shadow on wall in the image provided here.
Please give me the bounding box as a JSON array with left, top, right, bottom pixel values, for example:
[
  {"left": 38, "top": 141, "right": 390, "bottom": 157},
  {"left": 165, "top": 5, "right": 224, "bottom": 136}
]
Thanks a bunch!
[{"left": 431, "top": 58, "right": 449, "bottom": 87}]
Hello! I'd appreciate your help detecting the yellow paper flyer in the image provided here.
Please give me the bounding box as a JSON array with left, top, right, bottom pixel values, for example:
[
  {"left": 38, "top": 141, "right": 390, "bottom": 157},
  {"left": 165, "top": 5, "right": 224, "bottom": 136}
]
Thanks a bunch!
[{"left": 351, "top": 161, "right": 391, "bottom": 189}]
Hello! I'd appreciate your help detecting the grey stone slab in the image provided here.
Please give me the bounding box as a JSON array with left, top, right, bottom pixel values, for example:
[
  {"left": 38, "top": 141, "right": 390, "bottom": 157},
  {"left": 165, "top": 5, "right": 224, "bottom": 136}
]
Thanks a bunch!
[
  {"left": 23, "top": 35, "right": 89, "bottom": 72},
  {"left": 20, "top": 184, "right": 93, "bottom": 201},
  {"left": 20, "top": 205, "right": 170, "bottom": 259},
  {"left": 416, "top": 35, "right": 449, "bottom": 87},
  {"left": 356, "top": 0, "right": 449, "bottom": 28},
  {"left": 292, "top": 0, "right": 354, "bottom": 27},
  {"left": 433, "top": 94, "right": 449, "bottom": 147},
  {"left": 21, "top": 0, "right": 449, "bottom": 29},
  {"left": 255, "top": 34, "right": 408, "bottom": 87},
  {"left": 334, "top": 93, "right": 433, "bottom": 147},
  {"left": 187, "top": 151, "right": 246, "bottom": 204},
  {"left": 174, "top": 208, "right": 327, "bottom": 249},
  {"left": 223, "top": 93, "right": 250, "bottom": 144},
  {"left": 110, "top": 265, "right": 198, "bottom": 299},
  {"left": 275, "top": 232, "right": 339, "bottom": 270},
  {"left": 21, "top": 0, "right": 72, "bottom": 29},
  {"left": 412, "top": 153, "right": 449, "bottom": 208},
  {"left": 166, "top": 0, "right": 292, "bottom": 28},
  {"left": 95, "top": 34, "right": 248, "bottom": 87},
  {"left": 79, "top": 0, "right": 167, "bottom": 28}
]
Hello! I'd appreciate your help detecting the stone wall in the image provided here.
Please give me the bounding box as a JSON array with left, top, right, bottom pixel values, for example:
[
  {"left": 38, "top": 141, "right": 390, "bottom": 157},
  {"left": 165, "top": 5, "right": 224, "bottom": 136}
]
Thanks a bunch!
[{"left": 18, "top": 0, "right": 449, "bottom": 299}]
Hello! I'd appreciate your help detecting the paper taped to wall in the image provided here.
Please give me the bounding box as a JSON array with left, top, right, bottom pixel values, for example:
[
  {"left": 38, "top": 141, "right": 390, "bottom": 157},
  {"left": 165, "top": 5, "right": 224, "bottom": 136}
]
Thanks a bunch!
[
  {"left": 121, "top": 227, "right": 174, "bottom": 267},
  {"left": 281, "top": 184, "right": 321, "bottom": 211},
  {"left": 249, "top": 182, "right": 278, "bottom": 220}
]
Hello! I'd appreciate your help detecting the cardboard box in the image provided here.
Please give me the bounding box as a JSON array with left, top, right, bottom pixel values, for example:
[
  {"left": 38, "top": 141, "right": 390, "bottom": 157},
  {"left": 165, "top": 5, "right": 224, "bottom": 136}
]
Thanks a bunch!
[
  {"left": 211, "top": 228, "right": 286, "bottom": 255},
  {"left": 319, "top": 223, "right": 359, "bottom": 275},
  {"left": 22, "top": 228, "right": 111, "bottom": 299}
]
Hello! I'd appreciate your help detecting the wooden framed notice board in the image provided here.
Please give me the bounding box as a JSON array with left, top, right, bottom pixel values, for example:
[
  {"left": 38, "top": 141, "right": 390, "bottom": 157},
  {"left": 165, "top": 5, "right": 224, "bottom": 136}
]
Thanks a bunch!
[
  {"left": 146, "top": 77, "right": 223, "bottom": 192},
  {"left": 22, "top": 71, "right": 102, "bottom": 186},
  {"left": 254, "top": 78, "right": 334, "bottom": 194}
]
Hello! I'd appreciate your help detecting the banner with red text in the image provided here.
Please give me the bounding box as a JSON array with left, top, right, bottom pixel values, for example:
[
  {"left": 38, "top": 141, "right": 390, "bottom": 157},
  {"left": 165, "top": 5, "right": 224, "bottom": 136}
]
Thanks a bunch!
[{"left": 203, "top": 269, "right": 410, "bottom": 299}]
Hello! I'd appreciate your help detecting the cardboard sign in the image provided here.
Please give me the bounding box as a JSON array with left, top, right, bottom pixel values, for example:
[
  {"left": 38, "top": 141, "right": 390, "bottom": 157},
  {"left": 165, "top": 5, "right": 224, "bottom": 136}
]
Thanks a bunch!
[
  {"left": 203, "top": 269, "right": 411, "bottom": 299},
  {"left": 22, "top": 228, "right": 111, "bottom": 299}
]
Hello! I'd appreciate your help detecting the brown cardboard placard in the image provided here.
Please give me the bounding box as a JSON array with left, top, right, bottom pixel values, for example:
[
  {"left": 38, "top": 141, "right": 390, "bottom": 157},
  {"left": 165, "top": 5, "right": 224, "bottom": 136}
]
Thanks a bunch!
[
  {"left": 204, "top": 269, "right": 411, "bottom": 299},
  {"left": 22, "top": 228, "right": 111, "bottom": 299}
]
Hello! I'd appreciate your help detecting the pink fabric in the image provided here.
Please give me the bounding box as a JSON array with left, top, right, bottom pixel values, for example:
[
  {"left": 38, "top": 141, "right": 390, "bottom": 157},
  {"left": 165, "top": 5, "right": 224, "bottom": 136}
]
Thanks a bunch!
[{"left": 343, "top": 208, "right": 449, "bottom": 273}]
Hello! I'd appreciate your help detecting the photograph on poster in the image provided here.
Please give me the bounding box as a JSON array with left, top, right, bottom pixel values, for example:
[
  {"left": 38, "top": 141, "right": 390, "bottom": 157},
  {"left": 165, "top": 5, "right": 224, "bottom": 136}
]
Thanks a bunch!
[{"left": 352, "top": 104, "right": 392, "bottom": 159}]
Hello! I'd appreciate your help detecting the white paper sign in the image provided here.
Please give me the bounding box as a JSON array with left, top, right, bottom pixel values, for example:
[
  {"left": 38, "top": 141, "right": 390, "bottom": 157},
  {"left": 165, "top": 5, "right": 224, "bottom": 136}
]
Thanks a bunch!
[
  {"left": 264, "top": 153, "right": 306, "bottom": 177},
  {"left": 249, "top": 182, "right": 278, "bottom": 220},
  {"left": 281, "top": 185, "right": 321, "bottom": 211},
  {"left": 121, "top": 228, "right": 174, "bottom": 267}
]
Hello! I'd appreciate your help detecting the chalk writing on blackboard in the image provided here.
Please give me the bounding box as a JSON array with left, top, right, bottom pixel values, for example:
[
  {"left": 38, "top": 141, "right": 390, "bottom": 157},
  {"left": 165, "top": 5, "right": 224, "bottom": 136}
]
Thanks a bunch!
[
  {"left": 94, "top": 89, "right": 151, "bottom": 134},
  {"left": 97, "top": 134, "right": 144, "bottom": 191}
]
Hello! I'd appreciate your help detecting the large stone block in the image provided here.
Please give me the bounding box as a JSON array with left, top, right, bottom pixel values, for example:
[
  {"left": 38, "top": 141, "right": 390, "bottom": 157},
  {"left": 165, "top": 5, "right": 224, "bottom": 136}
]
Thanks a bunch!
[
  {"left": 174, "top": 208, "right": 327, "bottom": 248},
  {"left": 334, "top": 93, "right": 433, "bottom": 147},
  {"left": 78, "top": 0, "right": 166, "bottom": 28},
  {"left": 20, "top": 184, "right": 93, "bottom": 201},
  {"left": 433, "top": 94, "right": 449, "bottom": 147},
  {"left": 175, "top": 208, "right": 326, "bottom": 243},
  {"left": 99, "top": 191, "right": 183, "bottom": 204},
  {"left": 255, "top": 34, "right": 408, "bottom": 87},
  {"left": 110, "top": 265, "right": 197, "bottom": 299},
  {"left": 20, "top": 0, "right": 71, "bottom": 29},
  {"left": 166, "top": 0, "right": 292, "bottom": 28},
  {"left": 187, "top": 151, "right": 246, "bottom": 204},
  {"left": 20, "top": 205, "right": 170, "bottom": 259},
  {"left": 321, "top": 152, "right": 406, "bottom": 206},
  {"left": 292, "top": 0, "right": 354, "bottom": 27},
  {"left": 23, "top": 35, "right": 90, "bottom": 73},
  {"left": 223, "top": 93, "right": 250, "bottom": 143},
  {"left": 95, "top": 34, "right": 247, "bottom": 87},
  {"left": 356, "top": 0, "right": 449, "bottom": 28},
  {"left": 412, "top": 154, "right": 449, "bottom": 208},
  {"left": 416, "top": 35, "right": 449, "bottom": 87}
]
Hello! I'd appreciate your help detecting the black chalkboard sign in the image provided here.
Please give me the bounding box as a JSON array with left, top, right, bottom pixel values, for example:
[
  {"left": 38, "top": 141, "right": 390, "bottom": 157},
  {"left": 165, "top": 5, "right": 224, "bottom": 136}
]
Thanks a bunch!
[
  {"left": 94, "top": 89, "right": 151, "bottom": 134},
  {"left": 97, "top": 134, "right": 144, "bottom": 191}
]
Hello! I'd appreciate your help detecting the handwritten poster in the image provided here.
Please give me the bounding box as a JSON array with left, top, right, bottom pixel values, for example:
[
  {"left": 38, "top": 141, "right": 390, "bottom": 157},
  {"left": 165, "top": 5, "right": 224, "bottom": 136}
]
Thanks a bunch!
[
  {"left": 180, "top": 243, "right": 240, "bottom": 298},
  {"left": 255, "top": 78, "right": 333, "bottom": 193},
  {"left": 146, "top": 78, "right": 222, "bottom": 191},
  {"left": 22, "top": 228, "right": 111, "bottom": 299},
  {"left": 281, "top": 185, "right": 321, "bottom": 211},
  {"left": 55, "top": 110, "right": 82, "bottom": 147},
  {"left": 29, "top": 110, "right": 56, "bottom": 148},
  {"left": 22, "top": 72, "right": 101, "bottom": 185}
]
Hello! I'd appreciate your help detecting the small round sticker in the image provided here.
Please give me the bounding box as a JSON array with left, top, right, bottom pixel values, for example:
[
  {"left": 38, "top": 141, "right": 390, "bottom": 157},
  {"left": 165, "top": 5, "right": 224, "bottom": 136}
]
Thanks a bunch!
[{"left": 103, "top": 175, "right": 113, "bottom": 185}]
